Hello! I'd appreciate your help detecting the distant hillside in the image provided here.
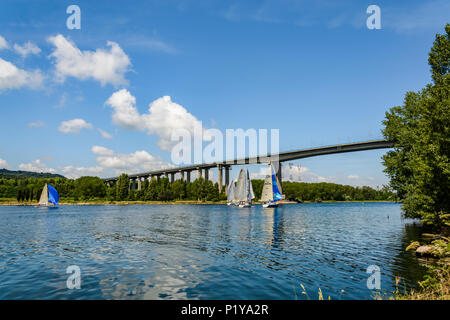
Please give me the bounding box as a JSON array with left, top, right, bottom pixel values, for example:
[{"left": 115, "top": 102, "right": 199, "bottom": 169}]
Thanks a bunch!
[{"left": 0, "top": 169, "right": 65, "bottom": 179}]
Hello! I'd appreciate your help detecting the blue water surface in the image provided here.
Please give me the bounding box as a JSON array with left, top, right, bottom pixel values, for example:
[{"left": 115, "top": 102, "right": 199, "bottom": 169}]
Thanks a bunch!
[{"left": 0, "top": 202, "right": 426, "bottom": 299}]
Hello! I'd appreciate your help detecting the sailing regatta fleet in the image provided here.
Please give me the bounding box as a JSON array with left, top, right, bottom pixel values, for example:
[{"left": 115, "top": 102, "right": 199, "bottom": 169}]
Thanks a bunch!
[
  {"left": 35, "top": 165, "right": 280, "bottom": 209},
  {"left": 227, "top": 163, "right": 283, "bottom": 208}
]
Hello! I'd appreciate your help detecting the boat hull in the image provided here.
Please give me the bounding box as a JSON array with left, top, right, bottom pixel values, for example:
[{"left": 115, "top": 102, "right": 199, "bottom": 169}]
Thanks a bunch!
[{"left": 263, "top": 202, "right": 278, "bottom": 208}]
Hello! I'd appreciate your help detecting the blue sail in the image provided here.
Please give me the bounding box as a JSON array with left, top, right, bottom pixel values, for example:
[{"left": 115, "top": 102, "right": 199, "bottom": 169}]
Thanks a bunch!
[
  {"left": 48, "top": 184, "right": 59, "bottom": 205},
  {"left": 271, "top": 166, "right": 282, "bottom": 201}
]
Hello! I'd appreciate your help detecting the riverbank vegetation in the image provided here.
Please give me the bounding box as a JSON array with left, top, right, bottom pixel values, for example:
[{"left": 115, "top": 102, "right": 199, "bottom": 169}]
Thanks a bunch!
[
  {"left": 0, "top": 174, "right": 396, "bottom": 204},
  {"left": 382, "top": 24, "right": 449, "bottom": 232},
  {"left": 382, "top": 24, "right": 450, "bottom": 300},
  {"left": 395, "top": 235, "right": 450, "bottom": 300}
]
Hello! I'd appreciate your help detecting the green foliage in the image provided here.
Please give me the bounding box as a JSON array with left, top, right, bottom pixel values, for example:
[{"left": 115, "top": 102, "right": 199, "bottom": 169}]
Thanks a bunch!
[
  {"left": 115, "top": 174, "right": 129, "bottom": 201},
  {"left": 382, "top": 24, "right": 450, "bottom": 230},
  {"left": 0, "top": 168, "right": 64, "bottom": 179},
  {"left": 74, "top": 176, "right": 106, "bottom": 200},
  {"left": 251, "top": 180, "right": 396, "bottom": 202},
  {"left": 1, "top": 174, "right": 395, "bottom": 204}
]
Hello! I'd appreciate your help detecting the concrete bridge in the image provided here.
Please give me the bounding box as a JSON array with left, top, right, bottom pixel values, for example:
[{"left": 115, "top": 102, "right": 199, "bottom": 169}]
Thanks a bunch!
[{"left": 103, "top": 140, "right": 394, "bottom": 193}]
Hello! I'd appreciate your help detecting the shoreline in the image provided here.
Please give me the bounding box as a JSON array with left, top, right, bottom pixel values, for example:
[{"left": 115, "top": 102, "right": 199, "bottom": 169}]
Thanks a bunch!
[{"left": 0, "top": 200, "right": 399, "bottom": 206}]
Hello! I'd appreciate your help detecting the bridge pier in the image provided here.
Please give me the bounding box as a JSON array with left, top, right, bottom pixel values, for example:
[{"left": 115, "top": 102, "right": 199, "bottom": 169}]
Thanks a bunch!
[
  {"left": 186, "top": 170, "right": 191, "bottom": 183},
  {"left": 170, "top": 172, "right": 175, "bottom": 183},
  {"left": 204, "top": 168, "right": 209, "bottom": 181},
  {"left": 137, "top": 177, "right": 142, "bottom": 191},
  {"left": 217, "top": 165, "right": 223, "bottom": 193},
  {"left": 225, "top": 166, "right": 230, "bottom": 195},
  {"left": 129, "top": 178, "right": 136, "bottom": 191},
  {"left": 277, "top": 162, "right": 282, "bottom": 187},
  {"left": 198, "top": 168, "right": 202, "bottom": 180}
]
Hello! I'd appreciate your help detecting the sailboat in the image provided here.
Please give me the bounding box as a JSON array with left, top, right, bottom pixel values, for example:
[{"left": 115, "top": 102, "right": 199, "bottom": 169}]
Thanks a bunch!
[
  {"left": 38, "top": 183, "right": 59, "bottom": 207},
  {"left": 235, "top": 168, "right": 254, "bottom": 208},
  {"left": 261, "top": 163, "right": 283, "bottom": 208},
  {"left": 226, "top": 180, "right": 238, "bottom": 206}
]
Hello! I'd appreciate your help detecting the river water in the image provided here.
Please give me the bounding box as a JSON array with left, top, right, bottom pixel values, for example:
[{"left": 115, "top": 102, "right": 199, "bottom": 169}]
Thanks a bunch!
[{"left": 0, "top": 202, "right": 426, "bottom": 300}]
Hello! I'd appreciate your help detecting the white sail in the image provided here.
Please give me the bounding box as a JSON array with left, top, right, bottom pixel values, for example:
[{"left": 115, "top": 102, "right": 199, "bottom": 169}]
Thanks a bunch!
[
  {"left": 39, "top": 184, "right": 48, "bottom": 206},
  {"left": 247, "top": 170, "right": 254, "bottom": 201},
  {"left": 260, "top": 174, "right": 273, "bottom": 202},
  {"left": 227, "top": 180, "right": 236, "bottom": 202},
  {"left": 235, "top": 169, "right": 247, "bottom": 202}
]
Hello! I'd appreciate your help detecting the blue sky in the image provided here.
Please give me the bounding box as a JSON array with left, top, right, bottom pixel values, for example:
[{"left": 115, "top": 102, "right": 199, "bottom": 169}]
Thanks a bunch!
[{"left": 0, "top": 0, "right": 448, "bottom": 187}]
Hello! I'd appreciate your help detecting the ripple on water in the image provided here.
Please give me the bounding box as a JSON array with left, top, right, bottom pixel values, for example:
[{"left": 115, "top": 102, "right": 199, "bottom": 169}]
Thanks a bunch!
[{"left": 0, "top": 203, "right": 426, "bottom": 299}]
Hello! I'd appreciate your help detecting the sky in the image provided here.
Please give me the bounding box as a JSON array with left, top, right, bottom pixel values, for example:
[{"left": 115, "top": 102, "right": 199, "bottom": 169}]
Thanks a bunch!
[{"left": 0, "top": 0, "right": 448, "bottom": 187}]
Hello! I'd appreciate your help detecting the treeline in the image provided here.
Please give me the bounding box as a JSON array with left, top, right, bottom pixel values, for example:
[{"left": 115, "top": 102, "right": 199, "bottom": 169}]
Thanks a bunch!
[
  {"left": 111, "top": 174, "right": 224, "bottom": 202},
  {"left": 252, "top": 180, "right": 398, "bottom": 202},
  {"left": 1, "top": 174, "right": 397, "bottom": 203},
  {"left": 0, "top": 169, "right": 64, "bottom": 179},
  {"left": 0, "top": 175, "right": 225, "bottom": 202}
]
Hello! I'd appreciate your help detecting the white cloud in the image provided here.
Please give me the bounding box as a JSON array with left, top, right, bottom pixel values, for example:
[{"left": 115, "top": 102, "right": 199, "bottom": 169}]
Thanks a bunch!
[
  {"left": 92, "top": 145, "right": 172, "bottom": 175},
  {"left": 0, "top": 158, "right": 10, "bottom": 169},
  {"left": 250, "top": 164, "right": 328, "bottom": 183},
  {"left": 105, "top": 89, "right": 209, "bottom": 151},
  {"left": 0, "top": 35, "right": 9, "bottom": 50},
  {"left": 60, "top": 165, "right": 104, "bottom": 179},
  {"left": 125, "top": 36, "right": 178, "bottom": 54},
  {"left": 98, "top": 128, "right": 113, "bottom": 139},
  {"left": 28, "top": 120, "right": 45, "bottom": 127},
  {"left": 105, "top": 89, "right": 143, "bottom": 130},
  {"left": 92, "top": 145, "right": 114, "bottom": 156},
  {"left": 0, "top": 57, "right": 43, "bottom": 91},
  {"left": 48, "top": 34, "right": 131, "bottom": 86},
  {"left": 13, "top": 41, "right": 41, "bottom": 57},
  {"left": 19, "top": 159, "right": 56, "bottom": 173},
  {"left": 347, "top": 175, "right": 360, "bottom": 179},
  {"left": 58, "top": 118, "right": 93, "bottom": 134}
]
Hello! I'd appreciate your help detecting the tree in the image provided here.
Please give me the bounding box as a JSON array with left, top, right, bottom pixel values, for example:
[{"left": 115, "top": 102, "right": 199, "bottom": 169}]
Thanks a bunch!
[
  {"left": 74, "top": 176, "right": 106, "bottom": 200},
  {"left": 116, "top": 174, "right": 129, "bottom": 201},
  {"left": 382, "top": 24, "right": 450, "bottom": 230}
]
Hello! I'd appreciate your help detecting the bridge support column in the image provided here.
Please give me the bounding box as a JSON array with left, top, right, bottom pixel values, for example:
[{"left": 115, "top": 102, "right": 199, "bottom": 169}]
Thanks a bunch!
[
  {"left": 186, "top": 170, "right": 191, "bottom": 183},
  {"left": 164, "top": 172, "right": 168, "bottom": 179},
  {"left": 224, "top": 166, "right": 230, "bottom": 195},
  {"left": 179, "top": 171, "right": 184, "bottom": 181},
  {"left": 129, "top": 178, "right": 136, "bottom": 191},
  {"left": 276, "top": 162, "right": 282, "bottom": 187},
  {"left": 137, "top": 178, "right": 142, "bottom": 191},
  {"left": 170, "top": 172, "right": 175, "bottom": 183},
  {"left": 198, "top": 168, "right": 202, "bottom": 180},
  {"left": 217, "top": 165, "right": 223, "bottom": 193},
  {"left": 204, "top": 168, "right": 209, "bottom": 181}
]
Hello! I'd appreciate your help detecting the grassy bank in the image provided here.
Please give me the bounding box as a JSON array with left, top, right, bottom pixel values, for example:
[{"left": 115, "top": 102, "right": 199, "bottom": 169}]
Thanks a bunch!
[
  {"left": 394, "top": 263, "right": 449, "bottom": 300},
  {"left": 393, "top": 235, "right": 450, "bottom": 300}
]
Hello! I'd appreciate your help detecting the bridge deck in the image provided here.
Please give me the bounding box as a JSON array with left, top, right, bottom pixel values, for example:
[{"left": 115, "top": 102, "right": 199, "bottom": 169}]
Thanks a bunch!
[{"left": 103, "top": 140, "right": 393, "bottom": 181}]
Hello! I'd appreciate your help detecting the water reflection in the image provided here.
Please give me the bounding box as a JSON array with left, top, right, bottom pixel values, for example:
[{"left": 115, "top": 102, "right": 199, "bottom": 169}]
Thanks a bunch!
[{"left": 0, "top": 203, "right": 426, "bottom": 299}]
